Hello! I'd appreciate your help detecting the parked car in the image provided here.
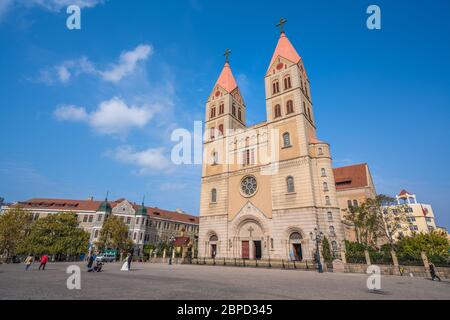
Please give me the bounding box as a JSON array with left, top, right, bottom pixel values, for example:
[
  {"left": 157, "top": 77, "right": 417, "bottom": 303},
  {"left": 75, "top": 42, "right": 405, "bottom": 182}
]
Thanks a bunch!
[{"left": 95, "top": 253, "right": 116, "bottom": 263}]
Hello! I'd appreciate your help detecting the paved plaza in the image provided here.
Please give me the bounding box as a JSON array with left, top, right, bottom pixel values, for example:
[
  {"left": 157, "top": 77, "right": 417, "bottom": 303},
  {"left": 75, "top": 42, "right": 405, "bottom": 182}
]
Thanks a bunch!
[{"left": 0, "top": 262, "right": 449, "bottom": 300}]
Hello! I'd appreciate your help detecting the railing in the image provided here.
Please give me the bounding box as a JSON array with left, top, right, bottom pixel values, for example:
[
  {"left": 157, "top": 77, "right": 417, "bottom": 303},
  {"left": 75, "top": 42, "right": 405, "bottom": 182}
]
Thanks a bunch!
[{"left": 191, "top": 258, "right": 317, "bottom": 271}]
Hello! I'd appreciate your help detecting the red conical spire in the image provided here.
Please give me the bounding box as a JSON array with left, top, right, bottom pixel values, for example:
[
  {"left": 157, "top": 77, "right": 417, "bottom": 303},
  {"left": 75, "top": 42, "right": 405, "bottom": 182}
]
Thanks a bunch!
[
  {"left": 214, "top": 62, "right": 238, "bottom": 93},
  {"left": 267, "top": 32, "right": 302, "bottom": 72}
]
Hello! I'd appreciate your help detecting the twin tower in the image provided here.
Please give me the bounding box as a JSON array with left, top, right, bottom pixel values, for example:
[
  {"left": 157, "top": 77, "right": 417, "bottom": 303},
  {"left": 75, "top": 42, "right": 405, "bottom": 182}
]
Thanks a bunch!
[{"left": 198, "top": 25, "right": 345, "bottom": 262}]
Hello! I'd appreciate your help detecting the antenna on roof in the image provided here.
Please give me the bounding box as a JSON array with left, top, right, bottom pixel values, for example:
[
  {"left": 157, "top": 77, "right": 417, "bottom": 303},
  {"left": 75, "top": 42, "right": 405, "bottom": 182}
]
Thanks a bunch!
[
  {"left": 105, "top": 191, "right": 109, "bottom": 201},
  {"left": 142, "top": 195, "right": 146, "bottom": 206}
]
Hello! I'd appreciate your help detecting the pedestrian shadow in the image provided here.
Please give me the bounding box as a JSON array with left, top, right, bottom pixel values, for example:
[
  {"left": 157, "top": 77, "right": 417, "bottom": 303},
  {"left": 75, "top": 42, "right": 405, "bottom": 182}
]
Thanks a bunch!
[
  {"left": 426, "top": 278, "right": 450, "bottom": 284},
  {"left": 368, "top": 289, "right": 390, "bottom": 295}
]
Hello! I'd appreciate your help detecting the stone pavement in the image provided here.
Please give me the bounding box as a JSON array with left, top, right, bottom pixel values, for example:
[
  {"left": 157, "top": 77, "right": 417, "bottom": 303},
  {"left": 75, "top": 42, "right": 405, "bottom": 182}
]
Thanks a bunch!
[{"left": 0, "top": 262, "right": 449, "bottom": 300}]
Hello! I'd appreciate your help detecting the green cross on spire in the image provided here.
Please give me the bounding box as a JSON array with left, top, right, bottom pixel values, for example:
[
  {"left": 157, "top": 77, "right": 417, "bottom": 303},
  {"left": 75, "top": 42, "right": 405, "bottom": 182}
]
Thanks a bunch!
[{"left": 276, "top": 18, "right": 287, "bottom": 33}]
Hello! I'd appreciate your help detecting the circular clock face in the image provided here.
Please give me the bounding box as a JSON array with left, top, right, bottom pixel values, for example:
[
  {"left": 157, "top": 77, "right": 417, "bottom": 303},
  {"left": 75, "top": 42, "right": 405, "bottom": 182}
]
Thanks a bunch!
[{"left": 241, "top": 176, "right": 258, "bottom": 197}]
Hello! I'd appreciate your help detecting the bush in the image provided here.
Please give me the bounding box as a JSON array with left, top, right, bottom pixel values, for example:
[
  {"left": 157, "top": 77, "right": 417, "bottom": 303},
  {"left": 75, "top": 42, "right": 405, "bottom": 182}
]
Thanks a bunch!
[
  {"left": 369, "top": 250, "right": 392, "bottom": 265},
  {"left": 322, "top": 237, "right": 332, "bottom": 263},
  {"left": 428, "top": 255, "right": 450, "bottom": 267},
  {"left": 345, "top": 240, "right": 367, "bottom": 264},
  {"left": 347, "top": 255, "right": 366, "bottom": 264},
  {"left": 397, "top": 254, "right": 423, "bottom": 266}
]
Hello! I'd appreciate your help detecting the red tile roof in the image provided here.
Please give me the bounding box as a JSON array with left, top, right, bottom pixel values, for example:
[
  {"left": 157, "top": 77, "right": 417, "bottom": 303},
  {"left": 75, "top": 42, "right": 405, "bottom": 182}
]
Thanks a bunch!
[
  {"left": 268, "top": 32, "right": 302, "bottom": 72},
  {"left": 333, "top": 163, "right": 369, "bottom": 191},
  {"left": 309, "top": 136, "right": 327, "bottom": 145},
  {"left": 214, "top": 62, "right": 238, "bottom": 93},
  {"left": 132, "top": 204, "right": 199, "bottom": 224},
  {"left": 398, "top": 189, "right": 413, "bottom": 197},
  {"left": 17, "top": 198, "right": 107, "bottom": 211},
  {"left": 173, "top": 236, "right": 191, "bottom": 247},
  {"left": 15, "top": 198, "right": 199, "bottom": 225}
]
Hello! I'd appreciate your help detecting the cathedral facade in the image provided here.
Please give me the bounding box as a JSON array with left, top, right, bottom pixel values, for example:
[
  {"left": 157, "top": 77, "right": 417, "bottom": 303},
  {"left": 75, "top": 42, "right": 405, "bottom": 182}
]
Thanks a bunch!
[{"left": 198, "top": 28, "right": 345, "bottom": 261}]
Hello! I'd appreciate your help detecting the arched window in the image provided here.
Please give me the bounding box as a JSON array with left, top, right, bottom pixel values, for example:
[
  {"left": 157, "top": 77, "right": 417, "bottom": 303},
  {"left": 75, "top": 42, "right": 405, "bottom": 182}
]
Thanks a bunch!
[
  {"left": 308, "top": 108, "right": 312, "bottom": 120},
  {"left": 325, "top": 196, "right": 331, "bottom": 205},
  {"left": 290, "top": 232, "right": 302, "bottom": 241},
  {"left": 283, "top": 132, "right": 291, "bottom": 147},
  {"left": 286, "top": 176, "right": 295, "bottom": 193},
  {"left": 323, "top": 182, "right": 329, "bottom": 191},
  {"left": 212, "top": 151, "right": 218, "bottom": 165},
  {"left": 318, "top": 147, "right": 323, "bottom": 155},
  {"left": 219, "top": 103, "right": 224, "bottom": 115},
  {"left": 286, "top": 100, "right": 294, "bottom": 114},
  {"left": 210, "top": 127, "right": 215, "bottom": 140},
  {"left": 329, "top": 226, "right": 335, "bottom": 236},
  {"left": 272, "top": 81, "right": 280, "bottom": 94},
  {"left": 211, "top": 189, "right": 217, "bottom": 203},
  {"left": 321, "top": 168, "right": 326, "bottom": 177},
  {"left": 238, "top": 108, "right": 242, "bottom": 121},
  {"left": 232, "top": 103, "right": 236, "bottom": 116},
  {"left": 303, "top": 101, "right": 307, "bottom": 114},
  {"left": 210, "top": 106, "right": 216, "bottom": 119},
  {"left": 274, "top": 104, "right": 281, "bottom": 118},
  {"left": 209, "top": 234, "right": 218, "bottom": 242},
  {"left": 331, "top": 241, "right": 338, "bottom": 251},
  {"left": 327, "top": 211, "right": 333, "bottom": 221},
  {"left": 218, "top": 124, "right": 224, "bottom": 136},
  {"left": 284, "top": 76, "right": 292, "bottom": 90}
]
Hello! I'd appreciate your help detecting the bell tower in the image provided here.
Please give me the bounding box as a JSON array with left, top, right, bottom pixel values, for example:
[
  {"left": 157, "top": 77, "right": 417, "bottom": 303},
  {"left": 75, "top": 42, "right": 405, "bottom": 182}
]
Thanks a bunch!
[
  {"left": 265, "top": 19, "right": 316, "bottom": 146},
  {"left": 205, "top": 49, "right": 246, "bottom": 142}
]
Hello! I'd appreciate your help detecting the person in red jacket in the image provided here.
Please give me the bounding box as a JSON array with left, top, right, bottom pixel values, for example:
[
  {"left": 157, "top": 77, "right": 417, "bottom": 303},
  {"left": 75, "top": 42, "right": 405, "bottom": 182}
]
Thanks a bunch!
[{"left": 39, "top": 254, "right": 48, "bottom": 271}]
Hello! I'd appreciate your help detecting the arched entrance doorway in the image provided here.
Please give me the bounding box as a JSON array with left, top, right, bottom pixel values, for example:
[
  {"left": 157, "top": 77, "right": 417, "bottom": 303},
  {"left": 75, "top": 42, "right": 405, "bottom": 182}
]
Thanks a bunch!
[
  {"left": 289, "top": 232, "right": 303, "bottom": 261},
  {"left": 209, "top": 234, "right": 218, "bottom": 258},
  {"left": 237, "top": 220, "right": 264, "bottom": 260}
]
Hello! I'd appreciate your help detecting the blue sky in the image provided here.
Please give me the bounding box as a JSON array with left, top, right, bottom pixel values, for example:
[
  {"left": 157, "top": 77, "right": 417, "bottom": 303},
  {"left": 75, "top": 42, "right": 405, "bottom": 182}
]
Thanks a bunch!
[{"left": 0, "top": 0, "right": 449, "bottom": 229}]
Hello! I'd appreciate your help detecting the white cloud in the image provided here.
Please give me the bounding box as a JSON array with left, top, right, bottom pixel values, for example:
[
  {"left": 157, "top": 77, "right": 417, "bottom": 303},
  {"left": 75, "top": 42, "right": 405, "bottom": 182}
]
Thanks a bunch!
[
  {"left": 29, "top": 0, "right": 105, "bottom": 11},
  {"left": 53, "top": 97, "right": 157, "bottom": 136},
  {"left": 160, "top": 182, "right": 187, "bottom": 191},
  {"left": 0, "top": 0, "right": 105, "bottom": 21},
  {"left": 57, "top": 65, "right": 71, "bottom": 83},
  {"left": 36, "top": 44, "right": 153, "bottom": 85},
  {"left": 100, "top": 44, "right": 153, "bottom": 83},
  {"left": 89, "top": 97, "right": 155, "bottom": 135},
  {"left": 54, "top": 104, "right": 88, "bottom": 121},
  {"left": 0, "top": 0, "right": 13, "bottom": 20},
  {"left": 112, "top": 146, "right": 170, "bottom": 174}
]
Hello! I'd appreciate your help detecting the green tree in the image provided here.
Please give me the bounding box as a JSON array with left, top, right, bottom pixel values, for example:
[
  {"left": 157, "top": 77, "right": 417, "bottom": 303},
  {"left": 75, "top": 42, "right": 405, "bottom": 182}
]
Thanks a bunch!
[
  {"left": 344, "top": 195, "right": 408, "bottom": 249},
  {"left": 396, "top": 230, "right": 449, "bottom": 258},
  {"left": 321, "top": 236, "right": 332, "bottom": 263},
  {"left": 344, "top": 240, "right": 367, "bottom": 263},
  {"left": 143, "top": 243, "right": 155, "bottom": 260},
  {"left": 368, "top": 195, "right": 408, "bottom": 250},
  {"left": 0, "top": 207, "right": 33, "bottom": 259},
  {"left": 95, "top": 216, "right": 132, "bottom": 255},
  {"left": 17, "top": 212, "right": 89, "bottom": 259},
  {"left": 344, "top": 202, "right": 378, "bottom": 246},
  {"left": 154, "top": 242, "right": 171, "bottom": 257}
]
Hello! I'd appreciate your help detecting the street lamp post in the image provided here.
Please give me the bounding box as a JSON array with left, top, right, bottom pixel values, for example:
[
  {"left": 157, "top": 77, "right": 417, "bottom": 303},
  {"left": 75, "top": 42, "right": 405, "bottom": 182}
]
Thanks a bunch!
[
  {"left": 310, "top": 228, "right": 324, "bottom": 273},
  {"left": 168, "top": 235, "right": 176, "bottom": 265}
]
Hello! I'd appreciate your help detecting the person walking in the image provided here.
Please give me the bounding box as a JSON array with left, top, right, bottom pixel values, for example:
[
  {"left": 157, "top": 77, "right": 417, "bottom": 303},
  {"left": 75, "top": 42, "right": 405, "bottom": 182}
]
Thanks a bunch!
[
  {"left": 429, "top": 262, "right": 441, "bottom": 281},
  {"left": 24, "top": 254, "right": 34, "bottom": 271},
  {"left": 127, "top": 253, "right": 132, "bottom": 271},
  {"left": 38, "top": 254, "right": 48, "bottom": 271},
  {"left": 87, "top": 254, "right": 95, "bottom": 271}
]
